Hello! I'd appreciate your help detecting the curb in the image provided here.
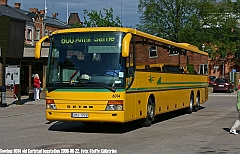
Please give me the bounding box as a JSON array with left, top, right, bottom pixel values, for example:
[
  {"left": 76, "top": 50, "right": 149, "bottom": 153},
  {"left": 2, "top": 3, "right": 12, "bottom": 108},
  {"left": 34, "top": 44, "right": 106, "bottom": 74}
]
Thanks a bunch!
[{"left": 209, "top": 94, "right": 237, "bottom": 97}]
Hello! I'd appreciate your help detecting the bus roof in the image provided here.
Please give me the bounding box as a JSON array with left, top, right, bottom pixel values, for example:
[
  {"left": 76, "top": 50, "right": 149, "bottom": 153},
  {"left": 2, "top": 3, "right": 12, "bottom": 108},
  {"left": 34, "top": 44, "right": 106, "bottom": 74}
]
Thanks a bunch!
[{"left": 51, "top": 27, "right": 207, "bottom": 56}]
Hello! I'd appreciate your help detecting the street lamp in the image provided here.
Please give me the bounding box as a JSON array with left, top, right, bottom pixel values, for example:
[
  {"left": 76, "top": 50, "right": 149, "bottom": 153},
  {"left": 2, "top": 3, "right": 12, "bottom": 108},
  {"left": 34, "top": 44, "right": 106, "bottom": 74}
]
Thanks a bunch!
[
  {"left": 220, "top": 53, "right": 225, "bottom": 78},
  {"left": 202, "top": 44, "right": 205, "bottom": 52},
  {"left": 121, "top": 0, "right": 122, "bottom": 27},
  {"left": 222, "top": 60, "right": 225, "bottom": 77}
]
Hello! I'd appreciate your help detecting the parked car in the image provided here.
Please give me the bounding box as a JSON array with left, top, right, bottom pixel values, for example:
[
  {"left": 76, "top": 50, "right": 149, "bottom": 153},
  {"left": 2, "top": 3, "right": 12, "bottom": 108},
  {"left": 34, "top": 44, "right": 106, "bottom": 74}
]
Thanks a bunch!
[
  {"left": 208, "top": 76, "right": 216, "bottom": 86},
  {"left": 212, "top": 78, "right": 234, "bottom": 93}
]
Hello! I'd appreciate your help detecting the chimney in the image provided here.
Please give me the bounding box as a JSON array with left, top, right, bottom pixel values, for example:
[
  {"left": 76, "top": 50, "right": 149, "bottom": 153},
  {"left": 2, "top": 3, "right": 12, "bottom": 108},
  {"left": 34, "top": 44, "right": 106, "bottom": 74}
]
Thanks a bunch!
[
  {"left": 0, "top": 0, "right": 7, "bottom": 5},
  {"left": 14, "top": 3, "right": 21, "bottom": 9},
  {"left": 40, "top": 10, "right": 45, "bottom": 15},
  {"left": 52, "top": 12, "right": 58, "bottom": 18},
  {"left": 68, "top": 13, "right": 81, "bottom": 25},
  {"left": 29, "top": 8, "right": 38, "bottom": 13}
]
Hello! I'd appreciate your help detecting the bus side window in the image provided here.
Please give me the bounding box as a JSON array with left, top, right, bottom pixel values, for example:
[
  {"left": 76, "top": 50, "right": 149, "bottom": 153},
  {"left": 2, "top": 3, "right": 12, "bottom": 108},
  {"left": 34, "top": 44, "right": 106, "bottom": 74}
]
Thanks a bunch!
[
  {"left": 179, "top": 68, "right": 184, "bottom": 73},
  {"left": 149, "top": 67, "right": 161, "bottom": 72},
  {"left": 145, "top": 65, "right": 150, "bottom": 70},
  {"left": 162, "top": 66, "right": 167, "bottom": 72},
  {"left": 155, "top": 67, "right": 161, "bottom": 71}
]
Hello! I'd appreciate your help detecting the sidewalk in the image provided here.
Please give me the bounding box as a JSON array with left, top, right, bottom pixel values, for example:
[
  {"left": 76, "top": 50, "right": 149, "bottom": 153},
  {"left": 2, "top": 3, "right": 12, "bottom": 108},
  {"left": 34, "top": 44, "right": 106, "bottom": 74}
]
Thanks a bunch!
[{"left": 1, "top": 95, "right": 45, "bottom": 107}]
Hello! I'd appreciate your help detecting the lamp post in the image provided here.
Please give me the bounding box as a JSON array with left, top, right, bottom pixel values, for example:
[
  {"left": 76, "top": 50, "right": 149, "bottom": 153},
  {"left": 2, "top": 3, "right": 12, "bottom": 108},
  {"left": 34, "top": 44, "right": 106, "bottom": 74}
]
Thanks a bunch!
[
  {"left": 202, "top": 44, "right": 205, "bottom": 52},
  {"left": 121, "top": 0, "right": 122, "bottom": 27},
  {"left": 222, "top": 60, "right": 225, "bottom": 77}
]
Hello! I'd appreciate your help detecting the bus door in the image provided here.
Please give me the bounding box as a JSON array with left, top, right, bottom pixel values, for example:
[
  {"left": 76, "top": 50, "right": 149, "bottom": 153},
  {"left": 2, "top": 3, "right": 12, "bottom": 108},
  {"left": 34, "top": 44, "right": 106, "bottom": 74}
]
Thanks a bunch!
[{"left": 125, "top": 42, "right": 136, "bottom": 121}]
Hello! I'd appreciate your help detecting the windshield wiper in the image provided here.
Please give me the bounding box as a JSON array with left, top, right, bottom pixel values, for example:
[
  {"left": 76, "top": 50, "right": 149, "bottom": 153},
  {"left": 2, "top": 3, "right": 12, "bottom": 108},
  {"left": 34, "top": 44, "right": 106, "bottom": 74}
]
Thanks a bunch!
[
  {"left": 70, "top": 70, "right": 79, "bottom": 80},
  {"left": 90, "top": 81, "right": 116, "bottom": 92}
]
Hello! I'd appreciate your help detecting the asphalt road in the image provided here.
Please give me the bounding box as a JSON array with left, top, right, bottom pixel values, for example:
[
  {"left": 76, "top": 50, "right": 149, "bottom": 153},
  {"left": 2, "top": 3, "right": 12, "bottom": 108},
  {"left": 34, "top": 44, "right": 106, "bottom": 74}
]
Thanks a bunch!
[{"left": 0, "top": 92, "right": 240, "bottom": 154}]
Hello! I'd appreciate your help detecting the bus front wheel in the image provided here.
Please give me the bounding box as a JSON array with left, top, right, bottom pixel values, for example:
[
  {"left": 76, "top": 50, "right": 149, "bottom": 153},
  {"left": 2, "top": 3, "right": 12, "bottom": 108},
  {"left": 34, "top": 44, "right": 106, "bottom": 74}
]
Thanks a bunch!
[{"left": 140, "top": 98, "right": 155, "bottom": 127}]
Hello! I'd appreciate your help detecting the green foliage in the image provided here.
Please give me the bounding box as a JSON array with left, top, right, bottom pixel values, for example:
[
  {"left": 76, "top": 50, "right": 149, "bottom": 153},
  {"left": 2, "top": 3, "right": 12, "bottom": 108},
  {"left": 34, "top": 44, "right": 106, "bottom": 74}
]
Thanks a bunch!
[
  {"left": 187, "top": 63, "right": 196, "bottom": 74},
  {"left": 138, "top": 0, "right": 200, "bottom": 42},
  {"left": 137, "top": 0, "right": 240, "bottom": 59},
  {"left": 83, "top": 8, "right": 121, "bottom": 27},
  {"left": 71, "top": 23, "right": 84, "bottom": 28},
  {"left": 24, "top": 38, "right": 27, "bottom": 46}
]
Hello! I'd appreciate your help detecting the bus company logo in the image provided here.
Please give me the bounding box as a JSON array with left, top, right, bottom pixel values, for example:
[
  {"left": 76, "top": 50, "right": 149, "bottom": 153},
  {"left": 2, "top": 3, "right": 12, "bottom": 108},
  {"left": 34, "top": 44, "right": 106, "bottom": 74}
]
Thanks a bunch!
[{"left": 148, "top": 74, "right": 154, "bottom": 83}]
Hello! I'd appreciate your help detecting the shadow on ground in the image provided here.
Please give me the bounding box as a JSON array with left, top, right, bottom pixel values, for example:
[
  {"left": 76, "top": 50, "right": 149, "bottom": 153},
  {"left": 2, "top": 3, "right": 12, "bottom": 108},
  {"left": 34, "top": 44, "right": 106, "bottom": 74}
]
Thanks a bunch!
[
  {"left": 10, "top": 97, "right": 35, "bottom": 105},
  {"left": 223, "top": 128, "right": 240, "bottom": 134},
  {"left": 47, "top": 106, "right": 205, "bottom": 134}
]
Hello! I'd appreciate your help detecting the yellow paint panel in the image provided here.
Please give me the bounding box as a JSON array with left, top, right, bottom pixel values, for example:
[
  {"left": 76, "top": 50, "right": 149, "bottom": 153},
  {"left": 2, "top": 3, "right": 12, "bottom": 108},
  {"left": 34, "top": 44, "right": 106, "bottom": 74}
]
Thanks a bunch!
[
  {"left": 46, "top": 110, "right": 125, "bottom": 123},
  {"left": 46, "top": 91, "right": 125, "bottom": 100},
  {"left": 125, "top": 93, "right": 136, "bottom": 122}
]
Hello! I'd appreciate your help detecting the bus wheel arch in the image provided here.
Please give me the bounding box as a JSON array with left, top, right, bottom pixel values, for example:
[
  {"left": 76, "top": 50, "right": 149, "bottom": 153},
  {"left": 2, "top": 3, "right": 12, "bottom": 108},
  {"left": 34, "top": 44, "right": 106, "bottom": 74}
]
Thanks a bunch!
[
  {"left": 193, "top": 90, "right": 200, "bottom": 112},
  {"left": 140, "top": 94, "right": 155, "bottom": 127},
  {"left": 186, "top": 91, "right": 194, "bottom": 114}
]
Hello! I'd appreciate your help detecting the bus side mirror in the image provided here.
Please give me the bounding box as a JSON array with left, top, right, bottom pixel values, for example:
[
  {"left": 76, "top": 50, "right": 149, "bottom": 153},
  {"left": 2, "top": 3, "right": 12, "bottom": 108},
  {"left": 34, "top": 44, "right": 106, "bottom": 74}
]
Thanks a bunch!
[
  {"left": 122, "top": 33, "right": 132, "bottom": 57},
  {"left": 35, "top": 36, "right": 49, "bottom": 59}
]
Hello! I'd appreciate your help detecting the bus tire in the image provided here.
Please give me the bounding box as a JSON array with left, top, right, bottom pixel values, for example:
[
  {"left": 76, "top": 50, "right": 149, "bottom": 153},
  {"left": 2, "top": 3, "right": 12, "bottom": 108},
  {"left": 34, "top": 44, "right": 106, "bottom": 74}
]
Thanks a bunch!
[
  {"left": 140, "top": 98, "right": 155, "bottom": 127},
  {"left": 186, "top": 93, "right": 194, "bottom": 114},
  {"left": 193, "top": 92, "right": 200, "bottom": 112}
]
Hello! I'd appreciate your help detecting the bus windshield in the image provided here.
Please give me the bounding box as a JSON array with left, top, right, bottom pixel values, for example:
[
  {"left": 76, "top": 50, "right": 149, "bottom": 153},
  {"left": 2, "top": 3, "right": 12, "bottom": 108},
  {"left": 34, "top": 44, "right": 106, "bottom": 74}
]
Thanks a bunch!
[{"left": 47, "top": 32, "right": 126, "bottom": 89}]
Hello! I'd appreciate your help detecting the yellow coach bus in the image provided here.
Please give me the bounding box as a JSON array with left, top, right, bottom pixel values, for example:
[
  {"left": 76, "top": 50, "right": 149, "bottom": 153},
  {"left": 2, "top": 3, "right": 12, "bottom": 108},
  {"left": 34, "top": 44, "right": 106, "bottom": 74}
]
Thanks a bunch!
[{"left": 35, "top": 27, "right": 208, "bottom": 127}]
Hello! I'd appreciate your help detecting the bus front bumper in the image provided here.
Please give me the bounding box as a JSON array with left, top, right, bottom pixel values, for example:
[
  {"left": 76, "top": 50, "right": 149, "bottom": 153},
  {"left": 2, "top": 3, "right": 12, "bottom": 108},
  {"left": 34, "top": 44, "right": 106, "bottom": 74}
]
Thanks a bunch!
[{"left": 46, "top": 110, "right": 125, "bottom": 123}]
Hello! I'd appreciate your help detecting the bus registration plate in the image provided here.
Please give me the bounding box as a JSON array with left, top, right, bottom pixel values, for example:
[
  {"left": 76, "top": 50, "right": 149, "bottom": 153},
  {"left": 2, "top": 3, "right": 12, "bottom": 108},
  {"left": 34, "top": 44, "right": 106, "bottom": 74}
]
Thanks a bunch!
[{"left": 71, "top": 113, "right": 88, "bottom": 118}]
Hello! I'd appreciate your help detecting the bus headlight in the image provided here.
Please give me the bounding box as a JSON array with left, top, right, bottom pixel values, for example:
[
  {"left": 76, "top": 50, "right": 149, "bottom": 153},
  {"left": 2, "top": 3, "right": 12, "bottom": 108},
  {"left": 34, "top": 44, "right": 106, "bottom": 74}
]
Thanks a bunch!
[
  {"left": 105, "top": 100, "right": 123, "bottom": 111},
  {"left": 46, "top": 104, "right": 57, "bottom": 110},
  {"left": 46, "top": 99, "right": 57, "bottom": 110}
]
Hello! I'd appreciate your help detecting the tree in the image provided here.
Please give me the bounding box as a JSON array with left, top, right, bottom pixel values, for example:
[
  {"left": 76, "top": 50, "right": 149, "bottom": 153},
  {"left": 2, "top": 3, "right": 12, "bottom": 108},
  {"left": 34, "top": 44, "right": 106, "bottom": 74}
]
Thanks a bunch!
[
  {"left": 231, "top": 0, "right": 240, "bottom": 59},
  {"left": 137, "top": 0, "right": 200, "bottom": 42},
  {"left": 82, "top": 8, "right": 121, "bottom": 27},
  {"left": 137, "top": 0, "right": 239, "bottom": 58},
  {"left": 70, "top": 23, "right": 84, "bottom": 28},
  {"left": 198, "top": 0, "right": 239, "bottom": 58}
]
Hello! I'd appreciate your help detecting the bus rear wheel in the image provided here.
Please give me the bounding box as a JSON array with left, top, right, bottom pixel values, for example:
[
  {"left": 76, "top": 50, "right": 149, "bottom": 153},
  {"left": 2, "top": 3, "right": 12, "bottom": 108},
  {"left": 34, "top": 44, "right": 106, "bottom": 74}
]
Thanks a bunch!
[
  {"left": 140, "top": 98, "right": 155, "bottom": 127},
  {"left": 193, "top": 93, "right": 200, "bottom": 112},
  {"left": 186, "top": 93, "right": 194, "bottom": 114}
]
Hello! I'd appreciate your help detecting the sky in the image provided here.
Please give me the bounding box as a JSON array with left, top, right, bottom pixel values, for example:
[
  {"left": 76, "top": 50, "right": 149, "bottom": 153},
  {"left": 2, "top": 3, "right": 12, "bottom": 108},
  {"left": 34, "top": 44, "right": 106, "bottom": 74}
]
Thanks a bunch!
[{"left": 8, "top": 0, "right": 140, "bottom": 27}]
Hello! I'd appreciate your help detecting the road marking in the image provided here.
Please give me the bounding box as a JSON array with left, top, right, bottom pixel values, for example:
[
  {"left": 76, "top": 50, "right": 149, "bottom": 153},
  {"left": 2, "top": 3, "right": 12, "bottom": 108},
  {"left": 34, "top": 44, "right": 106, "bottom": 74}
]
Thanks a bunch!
[{"left": 209, "top": 95, "right": 236, "bottom": 97}]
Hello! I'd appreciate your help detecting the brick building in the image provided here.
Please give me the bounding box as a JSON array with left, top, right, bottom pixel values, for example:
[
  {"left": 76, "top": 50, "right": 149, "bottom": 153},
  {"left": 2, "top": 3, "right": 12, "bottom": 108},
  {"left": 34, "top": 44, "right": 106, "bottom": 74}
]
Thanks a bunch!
[{"left": 0, "top": 0, "right": 70, "bottom": 98}]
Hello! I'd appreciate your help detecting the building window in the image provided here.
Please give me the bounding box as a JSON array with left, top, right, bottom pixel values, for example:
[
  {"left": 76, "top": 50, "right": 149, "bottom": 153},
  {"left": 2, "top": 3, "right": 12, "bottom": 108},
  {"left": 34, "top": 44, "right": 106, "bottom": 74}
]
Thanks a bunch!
[
  {"left": 45, "top": 30, "right": 48, "bottom": 36},
  {"left": 36, "top": 29, "right": 40, "bottom": 40},
  {"left": 27, "top": 29, "right": 31, "bottom": 40}
]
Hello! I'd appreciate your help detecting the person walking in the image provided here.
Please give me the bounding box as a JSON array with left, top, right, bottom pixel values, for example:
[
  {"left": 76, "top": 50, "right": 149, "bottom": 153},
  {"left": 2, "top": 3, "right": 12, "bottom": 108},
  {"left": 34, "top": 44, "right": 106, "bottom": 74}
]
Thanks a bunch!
[
  {"left": 230, "top": 86, "right": 240, "bottom": 135},
  {"left": 33, "top": 74, "right": 41, "bottom": 101}
]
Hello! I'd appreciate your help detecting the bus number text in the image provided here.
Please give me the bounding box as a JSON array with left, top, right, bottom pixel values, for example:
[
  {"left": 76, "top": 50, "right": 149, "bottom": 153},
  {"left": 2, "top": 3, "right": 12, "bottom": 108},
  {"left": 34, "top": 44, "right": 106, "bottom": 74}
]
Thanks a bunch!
[{"left": 112, "top": 94, "right": 120, "bottom": 98}]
